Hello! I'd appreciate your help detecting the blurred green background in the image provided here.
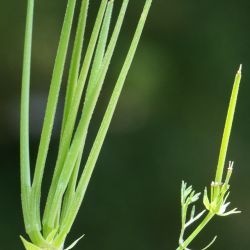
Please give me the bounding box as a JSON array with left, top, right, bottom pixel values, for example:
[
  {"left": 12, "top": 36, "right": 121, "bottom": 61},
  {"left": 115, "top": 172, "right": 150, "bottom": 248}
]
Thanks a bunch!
[{"left": 0, "top": 0, "right": 250, "bottom": 249}]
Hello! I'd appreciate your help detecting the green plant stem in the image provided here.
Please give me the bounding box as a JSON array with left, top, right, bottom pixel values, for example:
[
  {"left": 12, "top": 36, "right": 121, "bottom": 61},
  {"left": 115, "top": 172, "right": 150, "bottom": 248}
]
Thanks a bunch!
[
  {"left": 179, "top": 204, "right": 187, "bottom": 246},
  {"left": 215, "top": 66, "right": 242, "bottom": 184},
  {"left": 177, "top": 212, "right": 214, "bottom": 250}
]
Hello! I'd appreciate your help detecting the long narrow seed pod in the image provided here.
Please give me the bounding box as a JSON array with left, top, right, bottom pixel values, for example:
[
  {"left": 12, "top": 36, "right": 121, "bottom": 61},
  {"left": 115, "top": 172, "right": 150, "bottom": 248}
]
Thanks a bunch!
[
  {"left": 61, "top": 0, "right": 89, "bottom": 136},
  {"left": 215, "top": 66, "right": 242, "bottom": 183},
  {"left": 42, "top": 2, "right": 109, "bottom": 232},
  {"left": 44, "top": 0, "right": 130, "bottom": 234},
  {"left": 176, "top": 66, "right": 242, "bottom": 250},
  {"left": 60, "top": 0, "right": 114, "bottom": 223},
  {"left": 54, "top": 0, "right": 153, "bottom": 246},
  {"left": 21, "top": 0, "right": 153, "bottom": 249},
  {"left": 42, "top": 0, "right": 109, "bottom": 236},
  {"left": 20, "top": 0, "right": 33, "bottom": 238},
  {"left": 31, "top": 0, "right": 77, "bottom": 236}
]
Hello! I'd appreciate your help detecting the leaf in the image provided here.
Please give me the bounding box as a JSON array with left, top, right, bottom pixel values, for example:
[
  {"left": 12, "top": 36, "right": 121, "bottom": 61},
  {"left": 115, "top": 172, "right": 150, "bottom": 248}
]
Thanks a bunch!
[
  {"left": 190, "top": 192, "right": 201, "bottom": 203},
  {"left": 219, "top": 207, "right": 241, "bottom": 216},
  {"left": 203, "top": 187, "right": 210, "bottom": 210},
  {"left": 64, "top": 235, "right": 84, "bottom": 250},
  {"left": 20, "top": 236, "right": 42, "bottom": 250},
  {"left": 201, "top": 236, "right": 217, "bottom": 250},
  {"left": 190, "top": 205, "right": 195, "bottom": 219},
  {"left": 184, "top": 186, "right": 192, "bottom": 200}
]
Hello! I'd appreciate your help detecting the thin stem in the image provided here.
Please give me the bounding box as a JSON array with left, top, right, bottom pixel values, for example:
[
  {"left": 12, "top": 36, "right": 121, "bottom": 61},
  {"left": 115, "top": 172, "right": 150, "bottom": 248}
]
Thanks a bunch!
[
  {"left": 179, "top": 204, "right": 187, "bottom": 245},
  {"left": 177, "top": 212, "right": 214, "bottom": 250}
]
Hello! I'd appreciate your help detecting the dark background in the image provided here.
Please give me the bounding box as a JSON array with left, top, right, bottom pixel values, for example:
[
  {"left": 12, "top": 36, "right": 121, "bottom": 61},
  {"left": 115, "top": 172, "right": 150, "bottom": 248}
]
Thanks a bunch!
[{"left": 0, "top": 0, "right": 250, "bottom": 249}]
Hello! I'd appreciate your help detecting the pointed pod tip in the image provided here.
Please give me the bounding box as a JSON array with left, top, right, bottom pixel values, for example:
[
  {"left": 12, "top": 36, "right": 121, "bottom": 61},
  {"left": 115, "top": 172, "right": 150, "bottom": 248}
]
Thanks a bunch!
[{"left": 238, "top": 64, "right": 242, "bottom": 74}]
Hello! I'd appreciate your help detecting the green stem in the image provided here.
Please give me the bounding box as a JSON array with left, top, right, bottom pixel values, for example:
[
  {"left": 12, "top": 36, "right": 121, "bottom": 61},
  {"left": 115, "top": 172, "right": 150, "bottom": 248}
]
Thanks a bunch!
[
  {"left": 178, "top": 204, "right": 187, "bottom": 245},
  {"left": 177, "top": 212, "right": 214, "bottom": 250}
]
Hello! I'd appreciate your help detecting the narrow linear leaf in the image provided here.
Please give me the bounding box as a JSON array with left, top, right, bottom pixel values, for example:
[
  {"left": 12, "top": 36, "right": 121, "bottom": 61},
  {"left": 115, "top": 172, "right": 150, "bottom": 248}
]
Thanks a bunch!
[
  {"left": 64, "top": 235, "right": 84, "bottom": 250},
  {"left": 20, "top": 236, "right": 42, "bottom": 250},
  {"left": 201, "top": 236, "right": 217, "bottom": 250}
]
